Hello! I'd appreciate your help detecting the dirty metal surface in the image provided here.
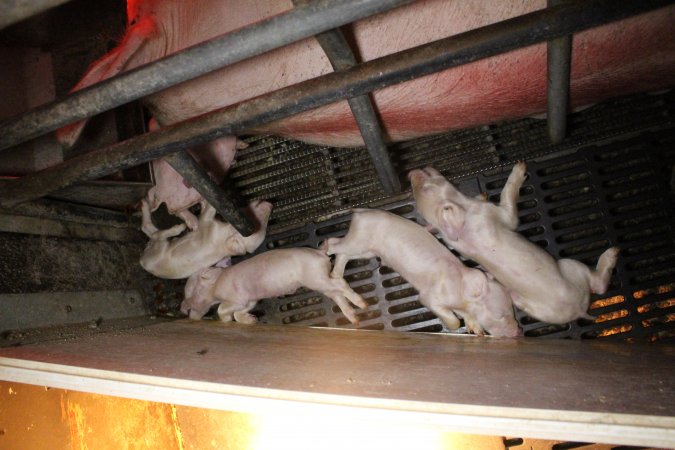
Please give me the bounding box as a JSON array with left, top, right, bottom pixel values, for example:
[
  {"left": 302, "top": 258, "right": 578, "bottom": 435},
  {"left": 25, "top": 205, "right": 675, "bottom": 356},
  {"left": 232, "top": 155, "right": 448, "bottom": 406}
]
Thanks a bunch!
[{"left": 232, "top": 91, "right": 674, "bottom": 233}]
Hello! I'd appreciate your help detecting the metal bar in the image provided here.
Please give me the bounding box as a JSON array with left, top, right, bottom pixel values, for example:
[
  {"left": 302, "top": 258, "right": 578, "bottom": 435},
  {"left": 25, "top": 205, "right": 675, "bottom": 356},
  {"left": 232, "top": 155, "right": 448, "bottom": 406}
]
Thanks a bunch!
[
  {"left": 0, "top": 197, "right": 133, "bottom": 227},
  {"left": 0, "top": 0, "right": 414, "bottom": 152},
  {"left": 314, "top": 26, "right": 402, "bottom": 194},
  {"left": 547, "top": 0, "right": 573, "bottom": 144},
  {"left": 345, "top": 96, "right": 401, "bottom": 194},
  {"left": 1, "top": 0, "right": 671, "bottom": 208},
  {"left": 0, "top": 0, "right": 72, "bottom": 30},
  {"left": 164, "top": 152, "right": 254, "bottom": 236}
]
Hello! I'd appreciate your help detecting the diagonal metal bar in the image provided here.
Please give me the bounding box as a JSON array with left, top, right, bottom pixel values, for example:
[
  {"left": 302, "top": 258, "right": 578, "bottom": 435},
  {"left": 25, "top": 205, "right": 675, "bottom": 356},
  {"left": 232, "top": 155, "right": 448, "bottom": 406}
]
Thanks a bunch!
[
  {"left": 314, "top": 27, "right": 402, "bottom": 194},
  {"left": 547, "top": 0, "right": 573, "bottom": 144},
  {"left": 0, "top": 0, "right": 671, "bottom": 208},
  {"left": 0, "top": 0, "right": 414, "bottom": 152},
  {"left": 164, "top": 152, "right": 254, "bottom": 236}
]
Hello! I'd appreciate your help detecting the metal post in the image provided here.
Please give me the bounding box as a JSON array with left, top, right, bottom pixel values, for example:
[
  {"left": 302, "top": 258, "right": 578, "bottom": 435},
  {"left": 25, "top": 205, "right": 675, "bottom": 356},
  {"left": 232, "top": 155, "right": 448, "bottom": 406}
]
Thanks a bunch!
[
  {"left": 547, "top": 0, "right": 573, "bottom": 144},
  {"left": 1, "top": 0, "right": 671, "bottom": 208},
  {"left": 0, "top": 0, "right": 414, "bottom": 152}
]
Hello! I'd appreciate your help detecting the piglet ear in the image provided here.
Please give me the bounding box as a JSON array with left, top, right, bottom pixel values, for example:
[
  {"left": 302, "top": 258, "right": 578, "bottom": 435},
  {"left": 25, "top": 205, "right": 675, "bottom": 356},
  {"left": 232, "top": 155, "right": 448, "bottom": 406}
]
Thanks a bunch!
[{"left": 438, "top": 201, "right": 465, "bottom": 241}]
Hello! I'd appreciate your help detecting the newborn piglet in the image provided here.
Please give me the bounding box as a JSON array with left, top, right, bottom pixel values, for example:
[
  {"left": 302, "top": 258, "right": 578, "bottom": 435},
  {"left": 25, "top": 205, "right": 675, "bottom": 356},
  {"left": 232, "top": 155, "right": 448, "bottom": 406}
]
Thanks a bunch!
[
  {"left": 180, "top": 248, "right": 368, "bottom": 325},
  {"left": 140, "top": 198, "right": 272, "bottom": 279},
  {"left": 410, "top": 163, "right": 619, "bottom": 324},
  {"left": 322, "top": 208, "right": 521, "bottom": 337}
]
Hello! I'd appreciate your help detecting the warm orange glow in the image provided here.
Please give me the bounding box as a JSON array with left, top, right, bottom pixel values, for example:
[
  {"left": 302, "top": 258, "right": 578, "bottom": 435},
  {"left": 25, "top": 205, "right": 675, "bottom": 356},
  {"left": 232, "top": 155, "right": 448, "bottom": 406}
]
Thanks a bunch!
[
  {"left": 633, "top": 283, "right": 675, "bottom": 299},
  {"left": 594, "top": 309, "right": 628, "bottom": 323},
  {"left": 0, "top": 382, "right": 501, "bottom": 450},
  {"left": 637, "top": 298, "right": 675, "bottom": 313},
  {"left": 589, "top": 295, "right": 624, "bottom": 309},
  {"left": 597, "top": 324, "right": 633, "bottom": 337}
]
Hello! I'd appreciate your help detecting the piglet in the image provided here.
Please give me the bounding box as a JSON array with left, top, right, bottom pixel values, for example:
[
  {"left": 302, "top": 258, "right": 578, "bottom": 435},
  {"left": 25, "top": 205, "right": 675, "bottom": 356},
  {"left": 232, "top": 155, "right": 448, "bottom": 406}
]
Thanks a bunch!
[
  {"left": 322, "top": 209, "right": 521, "bottom": 337},
  {"left": 140, "top": 198, "right": 271, "bottom": 279},
  {"left": 180, "top": 248, "right": 368, "bottom": 325},
  {"left": 410, "top": 163, "right": 619, "bottom": 324}
]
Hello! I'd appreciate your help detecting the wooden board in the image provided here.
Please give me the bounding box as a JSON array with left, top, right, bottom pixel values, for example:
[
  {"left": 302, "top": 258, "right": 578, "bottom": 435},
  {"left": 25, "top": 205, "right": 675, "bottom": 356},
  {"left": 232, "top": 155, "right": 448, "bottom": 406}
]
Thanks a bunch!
[{"left": 0, "top": 320, "right": 673, "bottom": 447}]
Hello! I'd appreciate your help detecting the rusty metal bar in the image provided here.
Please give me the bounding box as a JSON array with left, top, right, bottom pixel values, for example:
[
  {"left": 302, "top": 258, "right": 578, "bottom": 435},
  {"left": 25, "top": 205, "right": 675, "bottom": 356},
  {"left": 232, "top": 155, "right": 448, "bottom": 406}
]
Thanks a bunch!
[
  {"left": 0, "top": 0, "right": 72, "bottom": 30},
  {"left": 0, "top": 0, "right": 671, "bottom": 208},
  {"left": 0, "top": 0, "right": 414, "bottom": 152},
  {"left": 314, "top": 27, "right": 401, "bottom": 195},
  {"left": 164, "top": 152, "right": 254, "bottom": 236},
  {"left": 547, "top": 0, "right": 573, "bottom": 144}
]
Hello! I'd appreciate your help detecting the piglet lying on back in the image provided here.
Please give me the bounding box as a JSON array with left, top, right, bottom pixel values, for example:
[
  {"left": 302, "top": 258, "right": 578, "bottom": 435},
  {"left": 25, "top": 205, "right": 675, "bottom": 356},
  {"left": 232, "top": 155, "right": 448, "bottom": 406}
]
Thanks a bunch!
[
  {"left": 180, "top": 248, "right": 368, "bottom": 325},
  {"left": 322, "top": 209, "right": 521, "bottom": 337},
  {"left": 410, "top": 163, "right": 619, "bottom": 324},
  {"left": 140, "top": 198, "right": 271, "bottom": 279}
]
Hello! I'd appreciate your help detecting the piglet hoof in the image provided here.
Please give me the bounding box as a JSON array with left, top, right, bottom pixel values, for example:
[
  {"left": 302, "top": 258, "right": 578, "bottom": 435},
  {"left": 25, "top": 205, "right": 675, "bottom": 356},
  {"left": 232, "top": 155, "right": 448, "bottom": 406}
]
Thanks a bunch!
[
  {"left": 234, "top": 311, "right": 258, "bottom": 324},
  {"left": 601, "top": 246, "right": 620, "bottom": 265},
  {"left": 512, "top": 161, "right": 528, "bottom": 181},
  {"left": 188, "top": 310, "right": 204, "bottom": 320}
]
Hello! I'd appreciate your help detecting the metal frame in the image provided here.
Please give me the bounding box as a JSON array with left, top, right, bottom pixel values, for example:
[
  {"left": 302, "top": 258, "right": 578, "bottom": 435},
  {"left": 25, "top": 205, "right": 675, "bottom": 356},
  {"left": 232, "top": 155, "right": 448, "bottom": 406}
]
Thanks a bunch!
[
  {"left": 0, "top": 0, "right": 672, "bottom": 234},
  {"left": 546, "top": 0, "right": 573, "bottom": 144}
]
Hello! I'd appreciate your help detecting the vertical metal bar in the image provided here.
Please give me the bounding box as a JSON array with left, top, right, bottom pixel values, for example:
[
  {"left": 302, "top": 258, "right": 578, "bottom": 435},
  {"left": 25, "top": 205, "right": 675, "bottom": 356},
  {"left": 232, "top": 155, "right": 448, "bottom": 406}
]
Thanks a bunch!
[
  {"left": 164, "top": 152, "right": 254, "bottom": 236},
  {"left": 547, "top": 0, "right": 573, "bottom": 144},
  {"left": 314, "top": 28, "right": 402, "bottom": 194}
]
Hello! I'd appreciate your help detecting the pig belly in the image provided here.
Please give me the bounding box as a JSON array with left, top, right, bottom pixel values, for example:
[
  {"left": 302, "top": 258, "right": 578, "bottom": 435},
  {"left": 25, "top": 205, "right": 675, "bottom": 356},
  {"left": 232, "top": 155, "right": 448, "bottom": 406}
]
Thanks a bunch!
[{"left": 141, "top": 1, "right": 674, "bottom": 147}]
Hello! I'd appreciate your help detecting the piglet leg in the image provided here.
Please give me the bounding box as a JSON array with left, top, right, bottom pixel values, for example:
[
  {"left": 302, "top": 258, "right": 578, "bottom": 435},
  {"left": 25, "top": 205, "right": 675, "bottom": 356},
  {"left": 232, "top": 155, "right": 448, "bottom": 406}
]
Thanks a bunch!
[
  {"left": 154, "top": 224, "right": 187, "bottom": 240},
  {"left": 141, "top": 196, "right": 185, "bottom": 240},
  {"left": 240, "top": 200, "right": 273, "bottom": 253},
  {"left": 140, "top": 199, "right": 158, "bottom": 237},
  {"left": 498, "top": 161, "right": 527, "bottom": 229},
  {"left": 218, "top": 301, "right": 258, "bottom": 324},
  {"left": 423, "top": 297, "right": 461, "bottom": 330},
  {"left": 319, "top": 276, "right": 368, "bottom": 325},
  {"left": 589, "top": 247, "right": 620, "bottom": 294},
  {"left": 233, "top": 308, "right": 258, "bottom": 324},
  {"left": 323, "top": 236, "right": 376, "bottom": 279},
  {"left": 176, "top": 209, "right": 199, "bottom": 231}
]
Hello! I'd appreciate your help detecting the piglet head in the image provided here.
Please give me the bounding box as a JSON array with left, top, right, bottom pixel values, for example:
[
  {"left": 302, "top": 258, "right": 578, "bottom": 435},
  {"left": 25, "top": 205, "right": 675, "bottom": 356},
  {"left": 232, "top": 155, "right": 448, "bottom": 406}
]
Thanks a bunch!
[
  {"left": 463, "top": 269, "right": 522, "bottom": 338},
  {"left": 181, "top": 267, "right": 222, "bottom": 320},
  {"left": 409, "top": 167, "right": 466, "bottom": 241}
]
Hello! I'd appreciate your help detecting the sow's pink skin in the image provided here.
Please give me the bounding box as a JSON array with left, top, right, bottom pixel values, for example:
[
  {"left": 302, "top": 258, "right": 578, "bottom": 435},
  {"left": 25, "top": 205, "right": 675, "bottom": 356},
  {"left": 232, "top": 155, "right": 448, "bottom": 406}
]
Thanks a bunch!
[
  {"left": 57, "top": 0, "right": 675, "bottom": 148},
  {"left": 322, "top": 208, "right": 522, "bottom": 337},
  {"left": 410, "top": 163, "right": 619, "bottom": 324},
  {"left": 179, "top": 247, "right": 368, "bottom": 325},
  {"left": 139, "top": 198, "right": 272, "bottom": 279}
]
